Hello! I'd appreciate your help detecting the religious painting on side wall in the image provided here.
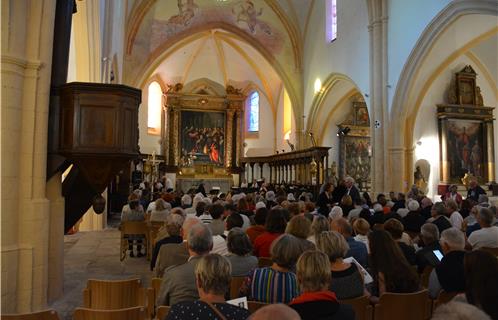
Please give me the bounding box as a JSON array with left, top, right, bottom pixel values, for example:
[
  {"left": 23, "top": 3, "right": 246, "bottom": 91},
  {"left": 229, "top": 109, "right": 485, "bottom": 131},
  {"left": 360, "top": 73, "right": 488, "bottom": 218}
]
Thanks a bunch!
[
  {"left": 180, "top": 111, "right": 225, "bottom": 166},
  {"left": 341, "top": 136, "right": 372, "bottom": 186},
  {"left": 446, "top": 120, "right": 484, "bottom": 182}
]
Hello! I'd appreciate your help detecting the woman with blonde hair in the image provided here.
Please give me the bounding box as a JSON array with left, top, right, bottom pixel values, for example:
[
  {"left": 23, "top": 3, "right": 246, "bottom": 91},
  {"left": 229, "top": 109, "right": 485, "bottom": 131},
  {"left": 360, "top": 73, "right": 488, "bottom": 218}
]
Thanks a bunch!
[
  {"left": 316, "top": 231, "right": 364, "bottom": 299},
  {"left": 285, "top": 215, "right": 315, "bottom": 251},
  {"left": 308, "top": 215, "right": 330, "bottom": 244},
  {"left": 289, "top": 250, "right": 355, "bottom": 320},
  {"left": 150, "top": 198, "right": 171, "bottom": 222}
]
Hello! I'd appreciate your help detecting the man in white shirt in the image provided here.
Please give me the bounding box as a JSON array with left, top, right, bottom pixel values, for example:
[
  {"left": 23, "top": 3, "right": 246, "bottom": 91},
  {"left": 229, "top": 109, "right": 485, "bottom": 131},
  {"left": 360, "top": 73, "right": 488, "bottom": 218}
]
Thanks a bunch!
[
  {"left": 468, "top": 207, "right": 498, "bottom": 249},
  {"left": 210, "top": 213, "right": 244, "bottom": 256}
]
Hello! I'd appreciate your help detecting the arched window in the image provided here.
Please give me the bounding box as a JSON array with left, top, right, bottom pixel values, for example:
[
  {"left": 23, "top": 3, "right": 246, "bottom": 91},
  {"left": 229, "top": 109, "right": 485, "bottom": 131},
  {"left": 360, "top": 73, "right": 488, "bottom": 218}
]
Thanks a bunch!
[
  {"left": 247, "top": 91, "right": 260, "bottom": 133},
  {"left": 326, "top": 0, "right": 338, "bottom": 42},
  {"left": 148, "top": 81, "right": 162, "bottom": 134}
]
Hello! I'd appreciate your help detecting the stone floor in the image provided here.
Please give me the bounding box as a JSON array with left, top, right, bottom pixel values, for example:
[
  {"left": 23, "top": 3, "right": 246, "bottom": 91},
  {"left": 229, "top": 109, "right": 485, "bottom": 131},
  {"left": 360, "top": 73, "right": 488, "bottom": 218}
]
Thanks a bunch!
[{"left": 49, "top": 228, "right": 152, "bottom": 320}]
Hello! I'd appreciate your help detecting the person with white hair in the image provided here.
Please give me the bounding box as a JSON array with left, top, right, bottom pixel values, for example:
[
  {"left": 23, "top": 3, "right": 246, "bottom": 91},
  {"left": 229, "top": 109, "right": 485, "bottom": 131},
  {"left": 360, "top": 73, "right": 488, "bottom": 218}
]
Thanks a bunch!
[
  {"left": 329, "top": 206, "right": 343, "bottom": 221},
  {"left": 468, "top": 207, "right": 498, "bottom": 249},
  {"left": 402, "top": 199, "right": 425, "bottom": 233},
  {"left": 428, "top": 227, "right": 466, "bottom": 298},
  {"left": 150, "top": 198, "right": 172, "bottom": 222},
  {"left": 157, "top": 223, "right": 213, "bottom": 306},
  {"left": 432, "top": 301, "right": 491, "bottom": 320},
  {"left": 150, "top": 213, "right": 185, "bottom": 271},
  {"left": 344, "top": 176, "right": 361, "bottom": 204}
]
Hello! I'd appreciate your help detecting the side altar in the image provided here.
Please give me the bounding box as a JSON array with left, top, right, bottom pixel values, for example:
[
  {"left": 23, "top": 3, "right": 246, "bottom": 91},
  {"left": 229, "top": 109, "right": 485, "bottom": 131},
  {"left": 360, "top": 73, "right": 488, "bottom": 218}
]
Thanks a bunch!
[{"left": 161, "top": 81, "right": 246, "bottom": 192}]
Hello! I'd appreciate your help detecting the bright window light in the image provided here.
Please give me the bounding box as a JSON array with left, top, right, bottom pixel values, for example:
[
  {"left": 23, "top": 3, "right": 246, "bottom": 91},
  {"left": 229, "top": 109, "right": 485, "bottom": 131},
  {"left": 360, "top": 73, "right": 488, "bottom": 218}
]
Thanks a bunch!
[
  {"left": 148, "top": 81, "right": 162, "bottom": 131},
  {"left": 248, "top": 91, "right": 259, "bottom": 132},
  {"left": 314, "top": 78, "right": 322, "bottom": 94}
]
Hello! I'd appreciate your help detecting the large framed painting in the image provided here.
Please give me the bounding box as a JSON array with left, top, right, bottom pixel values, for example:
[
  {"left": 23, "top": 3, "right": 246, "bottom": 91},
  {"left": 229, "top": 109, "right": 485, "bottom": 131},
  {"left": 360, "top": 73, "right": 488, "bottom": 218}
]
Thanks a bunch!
[
  {"left": 340, "top": 136, "right": 371, "bottom": 186},
  {"left": 180, "top": 111, "right": 225, "bottom": 166},
  {"left": 446, "top": 119, "right": 485, "bottom": 182}
]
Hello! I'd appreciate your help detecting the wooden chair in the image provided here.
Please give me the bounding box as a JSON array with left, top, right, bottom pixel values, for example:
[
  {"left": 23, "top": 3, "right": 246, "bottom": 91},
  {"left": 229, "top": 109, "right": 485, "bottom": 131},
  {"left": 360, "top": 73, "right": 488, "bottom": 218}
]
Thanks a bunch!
[
  {"left": 73, "top": 306, "right": 146, "bottom": 320},
  {"left": 120, "top": 221, "right": 148, "bottom": 261},
  {"left": 2, "top": 309, "right": 60, "bottom": 320},
  {"left": 83, "top": 278, "right": 146, "bottom": 310},
  {"left": 373, "top": 290, "right": 432, "bottom": 320},
  {"left": 156, "top": 306, "right": 171, "bottom": 320},
  {"left": 258, "top": 257, "right": 272, "bottom": 268},
  {"left": 340, "top": 295, "right": 373, "bottom": 320},
  {"left": 480, "top": 246, "right": 498, "bottom": 257},
  {"left": 248, "top": 301, "right": 268, "bottom": 314},
  {"left": 147, "top": 221, "right": 164, "bottom": 260},
  {"left": 146, "top": 278, "right": 163, "bottom": 318},
  {"left": 433, "top": 290, "right": 459, "bottom": 309},
  {"left": 420, "top": 266, "right": 433, "bottom": 288},
  {"left": 230, "top": 276, "right": 246, "bottom": 299}
]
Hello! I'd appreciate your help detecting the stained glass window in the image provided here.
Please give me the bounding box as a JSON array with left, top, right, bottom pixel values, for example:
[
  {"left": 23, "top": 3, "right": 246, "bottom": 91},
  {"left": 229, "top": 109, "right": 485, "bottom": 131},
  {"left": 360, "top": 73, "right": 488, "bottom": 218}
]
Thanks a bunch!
[{"left": 248, "top": 91, "right": 259, "bottom": 132}]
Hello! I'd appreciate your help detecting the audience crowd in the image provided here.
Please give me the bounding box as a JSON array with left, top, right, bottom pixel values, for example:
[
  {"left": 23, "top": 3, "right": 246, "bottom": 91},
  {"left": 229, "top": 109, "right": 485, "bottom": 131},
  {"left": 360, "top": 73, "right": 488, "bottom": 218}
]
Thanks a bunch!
[{"left": 121, "top": 178, "right": 498, "bottom": 320}]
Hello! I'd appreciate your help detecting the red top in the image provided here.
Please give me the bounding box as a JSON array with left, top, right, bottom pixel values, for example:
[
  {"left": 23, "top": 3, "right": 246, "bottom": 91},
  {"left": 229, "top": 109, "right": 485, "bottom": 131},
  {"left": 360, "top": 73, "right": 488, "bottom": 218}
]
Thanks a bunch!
[
  {"left": 289, "top": 291, "right": 338, "bottom": 305},
  {"left": 253, "top": 232, "right": 282, "bottom": 257},
  {"left": 246, "top": 225, "right": 266, "bottom": 244}
]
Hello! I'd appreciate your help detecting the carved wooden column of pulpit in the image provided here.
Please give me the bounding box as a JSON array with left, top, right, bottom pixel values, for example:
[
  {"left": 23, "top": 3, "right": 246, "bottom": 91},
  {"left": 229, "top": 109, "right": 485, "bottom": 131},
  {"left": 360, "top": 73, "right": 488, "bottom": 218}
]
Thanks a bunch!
[{"left": 59, "top": 82, "right": 141, "bottom": 231}]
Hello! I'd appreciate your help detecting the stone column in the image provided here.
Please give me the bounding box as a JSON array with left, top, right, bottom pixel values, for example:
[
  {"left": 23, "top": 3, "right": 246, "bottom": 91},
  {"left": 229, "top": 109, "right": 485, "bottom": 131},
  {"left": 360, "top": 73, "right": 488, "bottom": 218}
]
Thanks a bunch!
[
  {"left": 226, "top": 109, "right": 235, "bottom": 168},
  {"left": 368, "top": 0, "right": 389, "bottom": 194},
  {"left": 439, "top": 118, "right": 450, "bottom": 184}
]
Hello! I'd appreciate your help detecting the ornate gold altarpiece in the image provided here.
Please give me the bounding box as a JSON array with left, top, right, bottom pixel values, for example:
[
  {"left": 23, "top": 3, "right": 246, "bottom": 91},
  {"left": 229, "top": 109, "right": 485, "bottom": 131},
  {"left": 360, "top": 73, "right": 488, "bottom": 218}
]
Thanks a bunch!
[
  {"left": 438, "top": 65, "right": 495, "bottom": 188},
  {"left": 338, "top": 96, "right": 372, "bottom": 191},
  {"left": 162, "top": 83, "right": 245, "bottom": 191}
]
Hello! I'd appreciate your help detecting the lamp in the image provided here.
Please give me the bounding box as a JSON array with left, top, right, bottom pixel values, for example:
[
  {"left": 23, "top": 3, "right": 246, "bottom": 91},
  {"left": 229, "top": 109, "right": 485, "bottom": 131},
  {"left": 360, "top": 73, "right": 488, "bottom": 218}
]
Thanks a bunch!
[{"left": 336, "top": 127, "right": 351, "bottom": 137}]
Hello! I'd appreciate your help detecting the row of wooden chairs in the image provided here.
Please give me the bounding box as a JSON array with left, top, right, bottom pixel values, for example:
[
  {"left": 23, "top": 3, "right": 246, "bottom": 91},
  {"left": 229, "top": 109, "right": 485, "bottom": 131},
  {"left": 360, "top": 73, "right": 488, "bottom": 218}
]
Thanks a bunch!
[{"left": 119, "top": 221, "right": 166, "bottom": 262}]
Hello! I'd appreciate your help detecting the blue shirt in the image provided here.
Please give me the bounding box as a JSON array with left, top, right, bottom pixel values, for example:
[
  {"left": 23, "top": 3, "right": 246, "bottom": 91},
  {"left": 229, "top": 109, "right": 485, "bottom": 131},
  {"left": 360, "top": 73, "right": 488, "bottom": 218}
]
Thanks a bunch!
[{"left": 346, "top": 237, "right": 368, "bottom": 267}]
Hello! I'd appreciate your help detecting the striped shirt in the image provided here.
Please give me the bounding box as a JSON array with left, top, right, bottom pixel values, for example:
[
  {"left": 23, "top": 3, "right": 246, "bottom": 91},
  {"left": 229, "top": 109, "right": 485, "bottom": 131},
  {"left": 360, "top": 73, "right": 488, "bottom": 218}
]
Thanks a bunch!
[{"left": 246, "top": 267, "right": 299, "bottom": 304}]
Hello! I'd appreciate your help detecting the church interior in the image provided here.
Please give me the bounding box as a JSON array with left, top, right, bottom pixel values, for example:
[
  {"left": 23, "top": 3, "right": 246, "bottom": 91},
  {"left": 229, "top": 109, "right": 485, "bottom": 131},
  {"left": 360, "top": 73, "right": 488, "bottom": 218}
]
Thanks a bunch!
[{"left": 2, "top": 0, "right": 498, "bottom": 319}]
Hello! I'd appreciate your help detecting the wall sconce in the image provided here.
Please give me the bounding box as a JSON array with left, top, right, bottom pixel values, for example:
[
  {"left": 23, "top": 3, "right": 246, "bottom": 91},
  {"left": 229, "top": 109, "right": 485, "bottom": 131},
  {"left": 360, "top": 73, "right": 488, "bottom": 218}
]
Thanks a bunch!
[{"left": 337, "top": 126, "right": 351, "bottom": 137}]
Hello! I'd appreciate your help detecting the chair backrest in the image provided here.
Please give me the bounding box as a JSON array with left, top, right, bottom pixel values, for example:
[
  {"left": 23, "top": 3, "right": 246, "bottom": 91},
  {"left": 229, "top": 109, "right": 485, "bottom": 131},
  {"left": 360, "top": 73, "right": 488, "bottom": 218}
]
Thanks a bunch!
[
  {"left": 156, "top": 306, "right": 171, "bottom": 320},
  {"left": 340, "top": 295, "right": 373, "bottom": 320},
  {"left": 420, "top": 266, "right": 433, "bottom": 288},
  {"left": 230, "top": 276, "right": 245, "bottom": 299},
  {"left": 433, "top": 290, "right": 459, "bottom": 308},
  {"left": 374, "top": 290, "right": 431, "bottom": 320},
  {"left": 2, "top": 309, "right": 60, "bottom": 320},
  {"left": 480, "top": 246, "right": 498, "bottom": 257},
  {"left": 83, "top": 278, "right": 146, "bottom": 310},
  {"left": 73, "top": 307, "right": 146, "bottom": 320},
  {"left": 248, "top": 301, "right": 268, "bottom": 314},
  {"left": 146, "top": 278, "right": 163, "bottom": 317},
  {"left": 121, "top": 221, "right": 148, "bottom": 236},
  {"left": 258, "top": 257, "right": 272, "bottom": 268}
]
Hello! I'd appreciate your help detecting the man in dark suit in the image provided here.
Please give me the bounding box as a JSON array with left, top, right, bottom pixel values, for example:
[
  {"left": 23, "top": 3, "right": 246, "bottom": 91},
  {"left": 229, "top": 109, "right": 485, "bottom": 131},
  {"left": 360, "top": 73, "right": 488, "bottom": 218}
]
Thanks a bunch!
[
  {"left": 344, "top": 176, "right": 361, "bottom": 204},
  {"left": 430, "top": 202, "right": 452, "bottom": 234},
  {"left": 416, "top": 223, "right": 441, "bottom": 273}
]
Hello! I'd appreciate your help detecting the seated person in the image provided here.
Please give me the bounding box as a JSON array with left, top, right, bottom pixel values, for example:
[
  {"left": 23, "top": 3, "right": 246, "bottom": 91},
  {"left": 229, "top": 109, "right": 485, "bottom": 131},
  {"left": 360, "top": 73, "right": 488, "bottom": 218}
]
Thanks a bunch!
[
  {"left": 285, "top": 215, "right": 315, "bottom": 251},
  {"left": 289, "top": 250, "right": 355, "bottom": 320},
  {"left": 316, "top": 231, "right": 364, "bottom": 299},
  {"left": 415, "top": 223, "right": 441, "bottom": 273},
  {"left": 251, "top": 304, "right": 301, "bottom": 320},
  {"left": 207, "top": 203, "right": 225, "bottom": 236},
  {"left": 157, "top": 223, "right": 212, "bottom": 306},
  {"left": 154, "top": 217, "right": 200, "bottom": 277},
  {"left": 150, "top": 214, "right": 184, "bottom": 271},
  {"left": 331, "top": 218, "right": 368, "bottom": 267},
  {"left": 428, "top": 228, "right": 466, "bottom": 299},
  {"left": 308, "top": 215, "right": 330, "bottom": 244},
  {"left": 402, "top": 200, "right": 426, "bottom": 233},
  {"left": 150, "top": 198, "right": 171, "bottom": 222},
  {"left": 246, "top": 207, "right": 268, "bottom": 243},
  {"left": 241, "top": 234, "right": 301, "bottom": 303},
  {"left": 211, "top": 213, "right": 244, "bottom": 256},
  {"left": 384, "top": 218, "right": 416, "bottom": 265},
  {"left": 368, "top": 230, "right": 420, "bottom": 302},
  {"left": 121, "top": 194, "right": 145, "bottom": 257},
  {"left": 226, "top": 228, "right": 258, "bottom": 276},
  {"left": 353, "top": 218, "right": 370, "bottom": 253},
  {"left": 254, "top": 208, "right": 287, "bottom": 257},
  {"left": 430, "top": 202, "right": 452, "bottom": 234},
  {"left": 165, "top": 254, "right": 250, "bottom": 320},
  {"left": 468, "top": 207, "right": 498, "bottom": 249}
]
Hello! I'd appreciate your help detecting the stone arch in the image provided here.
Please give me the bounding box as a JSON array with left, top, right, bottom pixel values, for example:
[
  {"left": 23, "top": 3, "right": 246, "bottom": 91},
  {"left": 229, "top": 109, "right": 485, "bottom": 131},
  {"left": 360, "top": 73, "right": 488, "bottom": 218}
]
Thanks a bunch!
[
  {"left": 306, "top": 73, "right": 366, "bottom": 146},
  {"left": 128, "top": 23, "right": 303, "bottom": 145},
  {"left": 388, "top": 0, "right": 498, "bottom": 192}
]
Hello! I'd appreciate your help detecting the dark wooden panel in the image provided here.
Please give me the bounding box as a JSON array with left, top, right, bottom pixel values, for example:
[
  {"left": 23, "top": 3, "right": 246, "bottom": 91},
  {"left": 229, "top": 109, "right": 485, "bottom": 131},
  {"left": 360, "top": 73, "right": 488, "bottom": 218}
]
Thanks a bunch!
[{"left": 79, "top": 105, "right": 116, "bottom": 147}]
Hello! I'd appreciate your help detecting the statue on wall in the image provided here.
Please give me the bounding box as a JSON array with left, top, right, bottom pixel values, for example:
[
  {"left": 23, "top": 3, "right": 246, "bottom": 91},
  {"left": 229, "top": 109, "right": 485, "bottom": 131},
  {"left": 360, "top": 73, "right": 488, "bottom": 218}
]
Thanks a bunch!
[{"left": 414, "top": 166, "right": 426, "bottom": 190}]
